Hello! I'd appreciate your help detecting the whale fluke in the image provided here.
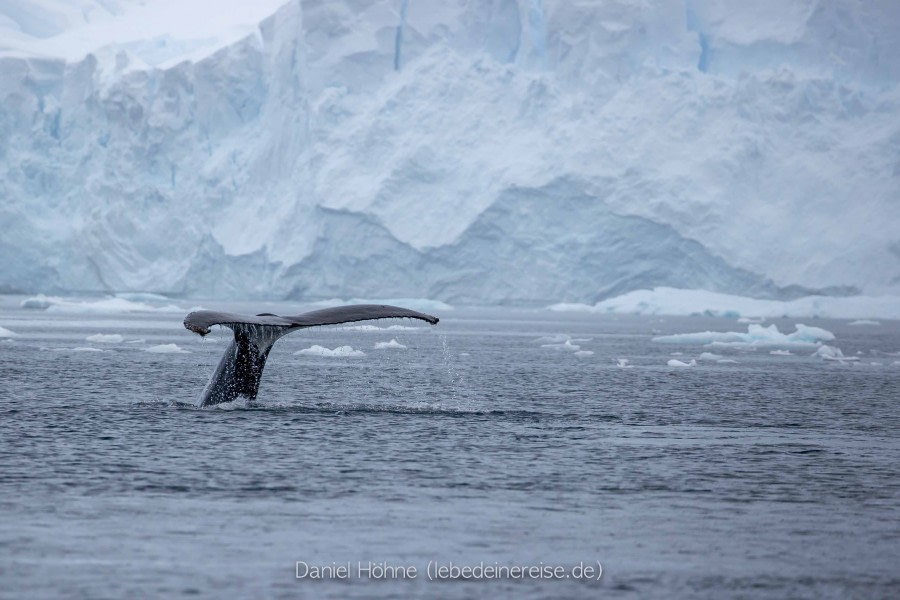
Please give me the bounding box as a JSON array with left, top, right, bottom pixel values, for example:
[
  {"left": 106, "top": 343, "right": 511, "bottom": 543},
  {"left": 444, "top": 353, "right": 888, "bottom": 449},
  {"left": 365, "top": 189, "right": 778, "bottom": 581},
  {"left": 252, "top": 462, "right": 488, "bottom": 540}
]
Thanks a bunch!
[{"left": 184, "top": 304, "right": 439, "bottom": 407}]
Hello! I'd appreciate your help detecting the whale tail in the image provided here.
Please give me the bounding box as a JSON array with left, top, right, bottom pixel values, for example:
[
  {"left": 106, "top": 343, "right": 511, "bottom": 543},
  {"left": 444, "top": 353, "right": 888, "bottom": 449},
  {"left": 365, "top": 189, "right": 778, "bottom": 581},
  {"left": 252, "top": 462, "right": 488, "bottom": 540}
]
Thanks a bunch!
[{"left": 184, "top": 304, "right": 439, "bottom": 407}]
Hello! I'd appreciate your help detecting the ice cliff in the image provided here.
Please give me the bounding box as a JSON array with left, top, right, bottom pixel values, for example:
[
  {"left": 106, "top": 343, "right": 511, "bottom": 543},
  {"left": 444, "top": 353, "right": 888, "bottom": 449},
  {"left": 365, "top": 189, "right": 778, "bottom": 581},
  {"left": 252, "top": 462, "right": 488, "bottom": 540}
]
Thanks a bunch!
[{"left": 1, "top": 0, "right": 898, "bottom": 304}]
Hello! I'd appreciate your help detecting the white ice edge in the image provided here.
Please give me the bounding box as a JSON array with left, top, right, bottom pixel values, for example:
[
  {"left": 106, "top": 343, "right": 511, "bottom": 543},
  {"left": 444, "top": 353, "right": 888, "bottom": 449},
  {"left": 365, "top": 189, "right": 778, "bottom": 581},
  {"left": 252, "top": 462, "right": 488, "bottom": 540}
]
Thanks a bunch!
[{"left": 549, "top": 288, "right": 900, "bottom": 320}]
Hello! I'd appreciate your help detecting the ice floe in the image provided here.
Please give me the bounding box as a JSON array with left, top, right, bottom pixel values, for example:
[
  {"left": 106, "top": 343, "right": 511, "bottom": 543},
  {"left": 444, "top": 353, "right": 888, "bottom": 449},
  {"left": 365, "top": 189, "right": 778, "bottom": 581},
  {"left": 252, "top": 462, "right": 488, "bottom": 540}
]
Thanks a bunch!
[
  {"left": 0, "top": 326, "right": 18, "bottom": 338},
  {"left": 848, "top": 320, "right": 880, "bottom": 326},
  {"left": 769, "top": 349, "right": 793, "bottom": 356},
  {"left": 535, "top": 334, "right": 591, "bottom": 344},
  {"left": 668, "top": 359, "right": 697, "bottom": 367},
  {"left": 615, "top": 358, "right": 633, "bottom": 368},
  {"left": 343, "top": 324, "right": 422, "bottom": 332},
  {"left": 23, "top": 295, "right": 186, "bottom": 313},
  {"left": 309, "top": 298, "right": 452, "bottom": 312},
  {"left": 549, "top": 288, "right": 900, "bottom": 319},
  {"left": 698, "top": 352, "right": 723, "bottom": 361},
  {"left": 86, "top": 333, "right": 124, "bottom": 343},
  {"left": 653, "top": 323, "right": 834, "bottom": 349},
  {"left": 374, "top": 339, "right": 407, "bottom": 350},
  {"left": 812, "top": 345, "right": 859, "bottom": 362},
  {"left": 145, "top": 344, "right": 190, "bottom": 354},
  {"left": 295, "top": 345, "right": 365, "bottom": 358},
  {"left": 540, "top": 339, "right": 583, "bottom": 352}
]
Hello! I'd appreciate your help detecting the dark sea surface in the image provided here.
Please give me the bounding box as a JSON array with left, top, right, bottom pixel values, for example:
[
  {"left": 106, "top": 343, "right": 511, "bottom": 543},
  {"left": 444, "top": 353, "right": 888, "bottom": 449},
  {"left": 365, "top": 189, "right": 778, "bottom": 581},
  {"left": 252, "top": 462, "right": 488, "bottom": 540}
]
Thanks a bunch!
[{"left": 1, "top": 296, "right": 898, "bottom": 599}]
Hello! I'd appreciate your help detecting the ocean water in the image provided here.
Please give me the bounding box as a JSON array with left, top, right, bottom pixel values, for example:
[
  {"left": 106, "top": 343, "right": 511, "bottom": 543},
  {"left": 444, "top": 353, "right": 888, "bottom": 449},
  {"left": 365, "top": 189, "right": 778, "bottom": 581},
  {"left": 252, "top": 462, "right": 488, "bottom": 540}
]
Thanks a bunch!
[{"left": 1, "top": 297, "right": 898, "bottom": 599}]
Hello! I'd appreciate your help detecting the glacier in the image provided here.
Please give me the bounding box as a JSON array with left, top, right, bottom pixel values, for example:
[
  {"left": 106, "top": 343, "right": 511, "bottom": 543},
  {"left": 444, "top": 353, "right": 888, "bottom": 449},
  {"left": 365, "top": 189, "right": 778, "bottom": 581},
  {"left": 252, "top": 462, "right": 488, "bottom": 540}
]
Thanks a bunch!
[{"left": 1, "top": 0, "right": 899, "bottom": 307}]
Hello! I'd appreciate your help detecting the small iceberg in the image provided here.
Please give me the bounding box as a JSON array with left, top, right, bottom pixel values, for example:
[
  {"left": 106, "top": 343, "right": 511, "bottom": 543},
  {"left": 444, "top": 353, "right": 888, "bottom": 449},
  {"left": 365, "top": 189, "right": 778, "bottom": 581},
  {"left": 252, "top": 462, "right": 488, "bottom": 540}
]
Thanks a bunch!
[
  {"left": 23, "top": 295, "right": 185, "bottom": 314},
  {"left": 541, "top": 339, "right": 582, "bottom": 352},
  {"left": 615, "top": 358, "right": 633, "bottom": 368},
  {"left": 343, "top": 324, "right": 421, "bottom": 332},
  {"left": 145, "top": 344, "right": 190, "bottom": 354},
  {"left": 717, "top": 359, "right": 738, "bottom": 364},
  {"left": 86, "top": 333, "right": 125, "bottom": 343},
  {"left": 72, "top": 347, "right": 104, "bottom": 352},
  {"left": 310, "top": 297, "right": 452, "bottom": 312},
  {"left": 653, "top": 323, "right": 834, "bottom": 349},
  {"left": 574, "top": 350, "right": 594, "bottom": 357},
  {"left": 769, "top": 349, "right": 793, "bottom": 356},
  {"left": 668, "top": 359, "right": 696, "bottom": 367},
  {"left": 813, "top": 345, "right": 859, "bottom": 362},
  {"left": 295, "top": 345, "right": 365, "bottom": 358},
  {"left": 548, "top": 287, "right": 900, "bottom": 319},
  {"left": 848, "top": 320, "right": 880, "bottom": 326},
  {"left": 374, "top": 339, "right": 407, "bottom": 350},
  {"left": 698, "top": 352, "right": 723, "bottom": 361},
  {"left": 0, "top": 326, "right": 18, "bottom": 338}
]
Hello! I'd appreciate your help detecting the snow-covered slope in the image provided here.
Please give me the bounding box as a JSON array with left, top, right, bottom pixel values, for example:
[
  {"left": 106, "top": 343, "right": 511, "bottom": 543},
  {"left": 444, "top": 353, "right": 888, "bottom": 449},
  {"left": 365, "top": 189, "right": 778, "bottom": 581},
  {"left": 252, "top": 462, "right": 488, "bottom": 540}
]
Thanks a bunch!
[{"left": 1, "top": 0, "right": 898, "bottom": 304}]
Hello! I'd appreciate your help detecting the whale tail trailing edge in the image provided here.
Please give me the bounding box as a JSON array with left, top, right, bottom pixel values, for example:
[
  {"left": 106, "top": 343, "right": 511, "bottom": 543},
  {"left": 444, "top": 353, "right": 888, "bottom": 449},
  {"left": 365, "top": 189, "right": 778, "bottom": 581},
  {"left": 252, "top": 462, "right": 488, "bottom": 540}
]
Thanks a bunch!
[{"left": 184, "top": 304, "right": 439, "bottom": 407}]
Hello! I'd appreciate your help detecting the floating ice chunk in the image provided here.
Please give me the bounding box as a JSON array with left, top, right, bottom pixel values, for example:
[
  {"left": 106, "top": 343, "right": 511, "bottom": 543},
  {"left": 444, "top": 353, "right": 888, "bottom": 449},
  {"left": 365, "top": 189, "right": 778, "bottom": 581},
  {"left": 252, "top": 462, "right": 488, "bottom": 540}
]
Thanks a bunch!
[
  {"left": 295, "top": 345, "right": 365, "bottom": 358},
  {"left": 668, "top": 359, "right": 696, "bottom": 367},
  {"left": 86, "top": 333, "right": 125, "bottom": 343},
  {"left": 615, "top": 358, "right": 633, "bottom": 368},
  {"left": 670, "top": 352, "right": 684, "bottom": 356},
  {"left": 344, "top": 324, "right": 421, "bottom": 332},
  {"left": 145, "top": 344, "right": 190, "bottom": 354},
  {"left": 374, "top": 339, "right": 407, "bottom": 350},
  {"left": 0, "top": 326, "right": 18, "bottom": 338},
  {"left": 72, "top": 347, "right": 103, "bottom": 352},
  {"left": 125, "top": 338, "right": 146, "bottom": 344},
  {"left": 536, "top": 333, "right": 591, "bottom": 344},
  {"left": 535, "top": 334, "right": 568, "bottom": 343},
  {"left": 653, "top": 323, "right": 834, "bottom": 349},
  {"left": 769, "top": 349, "right": 793, "bottom": 356},
  {"left": 36, "top": 296, "right": 186, "bottom": 314},
  {"left": 698, "top": 352, "right": 723, "bottom": 360},
  {"left": 848, "top": 320, "right": 880, "bottom": 326},
  {"left": 812, "top": 345, "right": 859, "bottom": 362},
  {"left": 717, "top": 359, "right": 738, "bottom": 364},
  {"left": 345, "top": 325, "right": 385, "bottom": 332},
  {"left": 311, "top": 298, "right": 452, "bottom": 312},
  {"left": 574, "top": 350, "right": 594, "bottom": 357},
  {"left": 550, "top": 288, "right": 900, "bottom": 319},
  {"left": 541, "top": 339, "right": 581, "bottom": 352},
  {"left": 737, "top": 317, "right": 764, "bottom": 323}
]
